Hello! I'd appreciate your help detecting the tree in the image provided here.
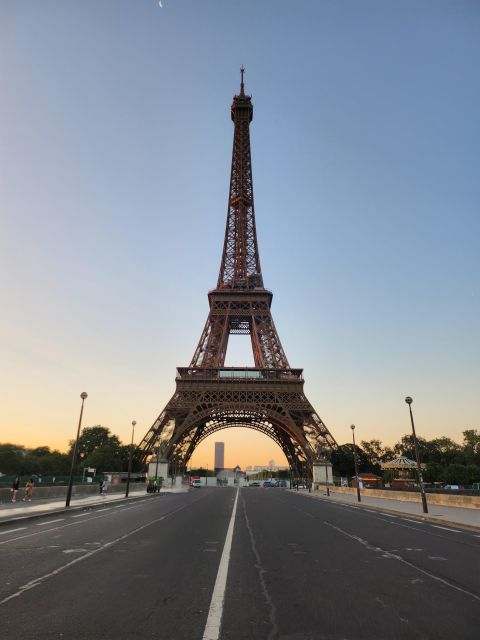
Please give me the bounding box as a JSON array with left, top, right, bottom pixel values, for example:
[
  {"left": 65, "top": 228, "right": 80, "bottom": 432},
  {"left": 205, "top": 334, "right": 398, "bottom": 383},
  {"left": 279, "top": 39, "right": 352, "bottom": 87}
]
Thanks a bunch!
[
  {"left": 393, "top": 434, "right": 429, "bottom": 461},
  {"left": 69, "top": 426, "right": 121, "bottom": 460},
  {"left": 427, "top": 437, "right": 462, "bottom": 466},
  {"left": 443, "top": 464, "right": 472, "bottom": 485},
  {"left": 360, "top": 440, "right": 394, "bottom": 473},
  {"left": 462, "top": 430, "right": 480, "bottom": 465},
  {"left": 0, "top": 443, "right": 26, "bottom": 474},
  {"left": 83, "top": 444, "right": 123, "bottom": 474},
  {"left": 424, "top": 462, "right": 444, "bottom": 483},
  {"left": 331, "top": 444, "right": 371, "bottom": 479}
]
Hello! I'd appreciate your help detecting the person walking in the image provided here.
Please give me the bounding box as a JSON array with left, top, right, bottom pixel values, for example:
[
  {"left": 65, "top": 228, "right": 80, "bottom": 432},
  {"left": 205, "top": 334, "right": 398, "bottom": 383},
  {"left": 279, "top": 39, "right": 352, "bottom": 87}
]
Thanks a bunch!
[
  {"left": 11, "top": 476, "right": 20, "bottom": 502},
  {"left": 22, "top": 478, "right": 34, "bottom": 502}
]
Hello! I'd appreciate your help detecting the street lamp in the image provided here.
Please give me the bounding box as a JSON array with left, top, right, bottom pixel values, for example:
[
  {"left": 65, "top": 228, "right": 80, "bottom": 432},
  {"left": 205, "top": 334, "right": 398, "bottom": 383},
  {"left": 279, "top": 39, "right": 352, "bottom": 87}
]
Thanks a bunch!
[
  {"left": 405, "top": 397, "right": 428, "bottom": 513},
  {"left": 154, "top": 445, "right": 161, "bottom": 488},
  {"left": 125, "top": 420, "right": 136, "bottom": 498},
  {"left": 66, "top": 392, "right": 88, "bottom": 508},
  {"left": 324, "top": 449, "right": 330, "bottom": 496},
  {"left": 350, "top": 424, "right": 361, "bottom": 503}
]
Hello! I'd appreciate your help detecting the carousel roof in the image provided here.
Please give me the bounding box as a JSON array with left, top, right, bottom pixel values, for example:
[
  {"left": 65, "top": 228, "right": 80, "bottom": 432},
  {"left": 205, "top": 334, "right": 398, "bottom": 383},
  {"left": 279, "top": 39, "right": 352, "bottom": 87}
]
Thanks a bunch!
[{"left": 381, "top": 456, "right": 419, "bottom": 469}]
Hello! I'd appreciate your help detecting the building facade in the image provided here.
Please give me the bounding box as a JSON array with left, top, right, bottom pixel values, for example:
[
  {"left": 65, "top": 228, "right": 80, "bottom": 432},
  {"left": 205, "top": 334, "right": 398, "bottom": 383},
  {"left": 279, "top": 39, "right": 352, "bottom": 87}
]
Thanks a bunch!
[{"left": 214, "top": 442, "right": 225, "bottom": 470}]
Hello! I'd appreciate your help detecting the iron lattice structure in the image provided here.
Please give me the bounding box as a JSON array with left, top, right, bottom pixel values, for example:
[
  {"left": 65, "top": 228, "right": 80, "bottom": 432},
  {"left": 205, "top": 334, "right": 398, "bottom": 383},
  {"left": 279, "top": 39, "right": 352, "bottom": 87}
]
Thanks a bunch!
[{"left": 137, "top": 71, "right": 337, "bottom": 477}]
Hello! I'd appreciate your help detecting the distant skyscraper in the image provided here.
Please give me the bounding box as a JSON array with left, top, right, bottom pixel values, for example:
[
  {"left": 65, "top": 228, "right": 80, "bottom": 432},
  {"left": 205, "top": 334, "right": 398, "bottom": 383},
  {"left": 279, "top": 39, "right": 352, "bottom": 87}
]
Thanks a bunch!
[{"left": 214, "top": 442, "right": 225, "bottom": 469}]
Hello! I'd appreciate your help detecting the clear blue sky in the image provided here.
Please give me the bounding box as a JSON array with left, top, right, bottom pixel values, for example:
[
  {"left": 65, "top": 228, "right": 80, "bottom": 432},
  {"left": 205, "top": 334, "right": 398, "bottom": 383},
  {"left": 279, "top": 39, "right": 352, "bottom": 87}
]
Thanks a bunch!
[{"left": 1, "top": 1, "right": 479, "bottom": 467}]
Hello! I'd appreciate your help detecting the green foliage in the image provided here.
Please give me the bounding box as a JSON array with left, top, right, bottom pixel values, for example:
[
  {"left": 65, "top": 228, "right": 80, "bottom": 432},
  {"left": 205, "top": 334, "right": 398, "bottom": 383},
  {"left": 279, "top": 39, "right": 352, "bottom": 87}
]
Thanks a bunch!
[
  {"left": 331, "top": 444, "right": 371, "bottom": 478},
  {"left": 1, "top": 424, "right": 143, "bottom": 478},
  {"left": 70, "top": 426, "right": 121, "bottom": 459},
  {"left": 188, "top": 467, "right": 216, "bottom": 477},
  {"left": 0, "top": 443, "right": 25, "bottom": 475},
  {"left": 462, "top": 430, "right": 480, "bottom": 465},
  {"left": 0, "top": 444, "right": 70, "bottom": 476},
  {"left": 333, "top": 430, "right": 480, "bottom": 486}
]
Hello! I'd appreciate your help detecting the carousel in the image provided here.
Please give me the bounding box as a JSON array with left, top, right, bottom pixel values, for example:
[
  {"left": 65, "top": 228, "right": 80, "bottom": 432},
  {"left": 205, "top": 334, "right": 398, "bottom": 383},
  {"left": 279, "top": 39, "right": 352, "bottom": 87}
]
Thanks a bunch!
[{"left": 381, "top": 456, "right": 425, "bottom": 489}]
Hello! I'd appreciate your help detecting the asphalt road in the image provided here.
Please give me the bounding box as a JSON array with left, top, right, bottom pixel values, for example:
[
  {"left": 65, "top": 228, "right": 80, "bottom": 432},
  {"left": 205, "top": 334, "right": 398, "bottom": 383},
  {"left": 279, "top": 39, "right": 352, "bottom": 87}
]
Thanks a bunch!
[{"left": 0, "top": 488, "right": 478, "bottom": 639}]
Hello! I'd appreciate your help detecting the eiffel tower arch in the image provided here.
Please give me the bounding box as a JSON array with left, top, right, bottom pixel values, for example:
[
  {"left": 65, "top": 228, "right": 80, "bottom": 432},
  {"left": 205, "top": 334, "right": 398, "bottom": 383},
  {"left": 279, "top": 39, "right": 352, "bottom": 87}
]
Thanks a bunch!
[{"left": 137, "top": 70, "right": 337, "bottom": 478}]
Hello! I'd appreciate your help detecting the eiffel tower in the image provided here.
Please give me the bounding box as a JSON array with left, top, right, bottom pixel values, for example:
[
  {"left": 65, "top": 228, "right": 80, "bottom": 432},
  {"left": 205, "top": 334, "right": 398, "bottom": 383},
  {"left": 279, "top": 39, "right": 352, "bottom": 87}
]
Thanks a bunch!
[{"left": 137, "top": 70, "right": 337, "bottom": 478}]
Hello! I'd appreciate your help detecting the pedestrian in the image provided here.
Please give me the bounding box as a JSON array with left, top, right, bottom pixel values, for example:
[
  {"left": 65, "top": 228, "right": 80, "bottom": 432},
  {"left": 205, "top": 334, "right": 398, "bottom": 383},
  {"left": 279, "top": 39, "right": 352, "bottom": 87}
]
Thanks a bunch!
[
  {"left": 102, "top": 479, "right": 108, "bottom": 496},
  {"left": 11, "top": 476, "right": 20, "bottom": 502},
  {"left": 22, "top": 478, "right": 34, "bottom": 502},
  {"left": 99, "top": 479, "right": 104, "bottom": 495}
]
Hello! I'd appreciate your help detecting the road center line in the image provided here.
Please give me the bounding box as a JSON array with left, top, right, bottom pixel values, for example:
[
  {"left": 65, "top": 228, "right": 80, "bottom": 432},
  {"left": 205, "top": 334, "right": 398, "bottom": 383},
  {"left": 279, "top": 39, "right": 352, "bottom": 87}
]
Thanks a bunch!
[
  {"left": 0, "top": 527, "right": 27, "bottom": 535},
  {"left": 202, "top": 488, "right": 239, "bottom": 640},
  {"left": 432, "top": 525, "right": 461, "bottom": 533},
  {"left": 71, "top": 513, "right": 90, "bottom": 518},
  {"left": 36, "top": 519, "right": 64, "bottom": 526}
]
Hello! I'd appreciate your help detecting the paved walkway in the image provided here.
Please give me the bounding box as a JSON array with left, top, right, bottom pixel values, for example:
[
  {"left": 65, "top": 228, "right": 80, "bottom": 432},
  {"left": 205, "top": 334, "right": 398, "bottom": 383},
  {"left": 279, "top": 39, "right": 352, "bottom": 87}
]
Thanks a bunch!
[
  {"left": 304, "top": 488, "right": 480, "bottom": 530},
  {"left": 0, "top": 488, "right": 152, "bottom": 523},
  {"left": 0, "top": 485, "right": 192, "bottom": 524}
]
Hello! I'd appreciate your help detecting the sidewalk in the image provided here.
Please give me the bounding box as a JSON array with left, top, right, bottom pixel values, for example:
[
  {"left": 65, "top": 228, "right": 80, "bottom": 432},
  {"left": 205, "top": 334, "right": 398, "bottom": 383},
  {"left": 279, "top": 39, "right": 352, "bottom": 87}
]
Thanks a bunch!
[
  {"left": 0, "top": 484, "right": 192, "bottom": 525},
  {"left": 0, "top": 487, "right": 150, "bottom": 524},
  {"left": 302, "top": 488, "right": 480, "bottom": 530}
]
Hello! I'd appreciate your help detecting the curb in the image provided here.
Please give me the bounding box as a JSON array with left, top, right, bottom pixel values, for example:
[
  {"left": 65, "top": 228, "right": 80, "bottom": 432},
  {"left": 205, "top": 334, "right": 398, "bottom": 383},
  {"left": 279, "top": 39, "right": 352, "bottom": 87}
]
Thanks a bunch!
[
  {"left": 293, "top": 490, "right": 480, "bottom": 533},
  {"left": 0, "top": 492, "right": 162, "bottom": 527}
]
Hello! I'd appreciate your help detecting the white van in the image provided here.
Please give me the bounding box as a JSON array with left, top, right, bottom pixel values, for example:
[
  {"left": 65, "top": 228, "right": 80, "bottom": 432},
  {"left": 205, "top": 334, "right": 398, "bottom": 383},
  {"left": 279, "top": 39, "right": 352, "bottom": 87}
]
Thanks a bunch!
[{"left": 191, "top": 479, "right": 202, "bottom": 488}]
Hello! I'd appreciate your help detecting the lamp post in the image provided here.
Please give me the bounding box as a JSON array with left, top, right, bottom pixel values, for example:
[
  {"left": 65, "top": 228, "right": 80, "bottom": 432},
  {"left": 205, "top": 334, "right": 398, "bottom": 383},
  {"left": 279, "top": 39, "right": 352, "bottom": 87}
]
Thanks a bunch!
[
  {"left": 154, "top": 445, "right": 161, "bottom": 487},
  {"left": 350, "top": 424, "right": 361, "bottom": 503},
  {"left": 405, "top": 397, "right": 428, "bottom": 513},
  {"left": 66, "top": 392, "right": 88, "bottom": 508},
  {"left": 125, "top": 420, "right": 136, "bottom": 498},
  {"left": 324, "top": 450, "right": 330, "bottom": 497}
]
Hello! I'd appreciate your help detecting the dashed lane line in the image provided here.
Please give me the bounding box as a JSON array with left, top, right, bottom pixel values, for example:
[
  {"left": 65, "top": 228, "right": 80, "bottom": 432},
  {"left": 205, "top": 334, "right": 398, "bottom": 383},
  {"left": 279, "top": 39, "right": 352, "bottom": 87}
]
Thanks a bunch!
[
  {"left": 324, "top": 520, "right": 480, "bottom": 602},
  {"left": 0, "top": 500, "right": 196, "bottom": 606},
  {"left": 432, "top": 525, "right": 462, "bottom": 533},
  {"left": 71, "top": 513, "right": 90, "bottom": 518},
  {"left": 404, "top": 518, "right": 426, "bottom": 524},
  {"left": 0, "top": 496, "right": 189, "bottom": 546},
  {"left": 0, "top": 527, "right": 27, "bottom": 535},
  {"left": 35, "top": 519, "right": 64, "bottom": 526}
]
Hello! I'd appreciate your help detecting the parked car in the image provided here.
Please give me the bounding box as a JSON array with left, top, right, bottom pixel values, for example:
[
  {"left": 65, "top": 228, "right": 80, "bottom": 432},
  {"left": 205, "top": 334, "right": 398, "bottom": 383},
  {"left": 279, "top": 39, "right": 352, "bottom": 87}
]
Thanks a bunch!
[
  {"left": 444, "top": 485, "right": 460, "bottom": 490},
  {"left": 191, "top": 479, "right": 202, "bottom": 488},
  {"left": 263, "top": 480, "right": 278, "bottom": 487},
  {"left": 249, "top": 481, "right": 261, "bottom": 487}
]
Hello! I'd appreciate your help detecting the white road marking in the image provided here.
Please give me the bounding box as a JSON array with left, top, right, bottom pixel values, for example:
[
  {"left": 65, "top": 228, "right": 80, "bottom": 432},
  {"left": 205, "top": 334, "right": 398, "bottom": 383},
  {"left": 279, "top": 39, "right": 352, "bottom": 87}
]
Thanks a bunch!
[
  {"left": 382, "top": 514, "right": 398, "bottom": 518},
  {"left": 202, "top": 489, "right": 239, "bottom": 640},
  {"left": 36, "top": 519, "right": 64, "bottom": 526},
  {"left": 0, "top": 501, "right": 193, "bottom": 606},
  {"left": 432, "top": 525, "right": 461, "bottom": 533},
  {"left": 324, "top": 521, "right": 480, "bottom": 602},
  {"left": 71, "top": 513, "right": 90, "bottom": 518},
  {"left": 0, "top": 527, "right": 27, "bottom": 536},
  {"left": 0, "top": 501, "right": 146, "bottom": 546},
  {"left": 404, "top": 518, "right": 424, "bottom": 524}
]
